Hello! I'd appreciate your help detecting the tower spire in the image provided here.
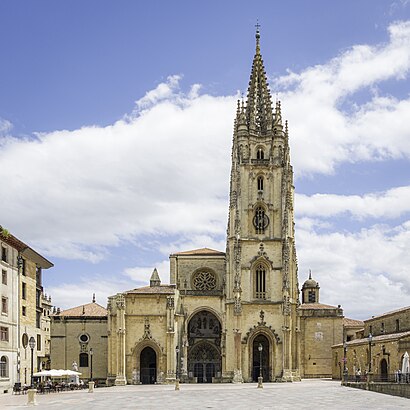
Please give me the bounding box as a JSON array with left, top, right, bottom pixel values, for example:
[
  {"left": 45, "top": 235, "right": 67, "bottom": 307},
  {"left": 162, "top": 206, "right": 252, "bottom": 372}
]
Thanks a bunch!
[
  {"left": 245, "top": 24, "right": 273, "bottom": 136},
  {"left": 255, "top": 20, "right": 261, "bottom": 54}
]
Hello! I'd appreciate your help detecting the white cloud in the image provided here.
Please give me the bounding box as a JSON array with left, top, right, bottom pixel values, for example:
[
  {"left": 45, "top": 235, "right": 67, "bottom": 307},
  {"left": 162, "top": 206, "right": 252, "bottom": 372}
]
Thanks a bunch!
[
  {"left": 297, "top": 219, "right": 410, "bottom": 319},
  {"left": 296, "top": 186, "right": 410, "bottom": 220},
  {"left": 275, "top": 20, "right": 410, "bottom": 175},
  {"left": 0, "top": 78, "right": 236, "bottom": 261},
  {"left": 124, "top": 259, "right": 170, "bottom": 286}
]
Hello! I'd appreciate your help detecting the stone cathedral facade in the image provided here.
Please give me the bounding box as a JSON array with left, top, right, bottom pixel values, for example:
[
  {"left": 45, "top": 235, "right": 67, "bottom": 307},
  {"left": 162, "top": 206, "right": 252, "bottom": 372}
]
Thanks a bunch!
[{"left": 107, "top": 30, "right": 302, "bottom": 385}]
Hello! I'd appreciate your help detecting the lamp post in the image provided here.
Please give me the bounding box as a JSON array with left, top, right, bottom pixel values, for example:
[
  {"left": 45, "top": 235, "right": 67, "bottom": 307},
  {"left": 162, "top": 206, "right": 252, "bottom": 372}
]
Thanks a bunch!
[
  {"left": 257, "top": 343, "right": 263, "bottom": 388},
  {"left": 28, "top": 337, "right": 36, "bottom": 388},
  {"left": 343, "top": 342, "right": 348, "bottom": 383},
  {"left": 175, "top": 346, "right": 180, "bottom": 391},
  {"left": 89, "top": 348, "right": 93, "bottom": 381},
  {"left": 368, "top": 334, "right": 373, "bottom": 373}
]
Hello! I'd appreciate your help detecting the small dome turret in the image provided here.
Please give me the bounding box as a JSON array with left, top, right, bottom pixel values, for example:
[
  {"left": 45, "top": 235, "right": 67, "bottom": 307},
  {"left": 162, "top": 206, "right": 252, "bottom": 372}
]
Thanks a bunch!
[{"left": 301, "top": 270, "right": 320, "bottom": 303}]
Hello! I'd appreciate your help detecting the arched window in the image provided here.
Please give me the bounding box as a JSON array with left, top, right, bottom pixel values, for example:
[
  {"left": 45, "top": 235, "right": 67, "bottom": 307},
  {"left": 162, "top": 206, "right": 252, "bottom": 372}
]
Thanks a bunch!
[
  {"left": 256, "top": 148, "right": 264, "bottom": 160},
  {"left": 253, "top": 206, "right": 269, "bottom": 234},
  {"left": 257, "top": 176, "right": 264, "bottom": 191},
  {"left": 308, "top": 290, "right": 316, "bottom": 303},
  {"left": 0, "top": 356, "right": 8, "bottom": 378},
  {"left": 79, "top": 353, "right": 89, "bottom": 368},
  {"left": 255, "top": 264, "right": 266, "bottom": 299}
]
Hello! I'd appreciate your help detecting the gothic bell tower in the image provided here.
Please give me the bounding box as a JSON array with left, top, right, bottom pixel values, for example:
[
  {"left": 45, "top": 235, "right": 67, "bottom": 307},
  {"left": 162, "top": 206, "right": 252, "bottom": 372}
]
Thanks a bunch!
[{"left": 225, "top": 27, "right": 300, "bottom": 382}]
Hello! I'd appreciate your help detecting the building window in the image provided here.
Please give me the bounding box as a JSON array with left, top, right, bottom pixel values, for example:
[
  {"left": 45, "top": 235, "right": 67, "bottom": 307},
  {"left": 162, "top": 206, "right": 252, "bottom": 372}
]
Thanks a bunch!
[
  {"left": 255, "top": 264, "right": 266, "bottom": 299},
  {"left": 22, "top": 282, "right": 27, "bottom": 300},
  {"left": 192, "top": 270, "right": 217, "bottom": 291},
  {"left": 1, "top": 297, "right": 7, "bottom": 315},
  {"left": 1, "top": 246, "right": 7, "bottom": 263},
  {"left": 0, "top": 327, "right": 9, "bottom": 342},
  {"left": 257, "top": 176, "right": 264, "bottom": 191},
  {"left": 256, "top": 148, "right": 264, "bottom": 160},
  {"left": 1, "top": 269, "right": 6, "bottom": 285},
  {"left": 0, "top": 356, "right": 8, "bottom": 378},
  {"left": 308, "top": 290, "right": 316, "bottom": 303},
  {"left": 396, "top": 319, "right": 400, "bottom": 332},
  {"left": 253, "top": 206, "right": 269, "bottom": 234},
  {"left": 381, "top": 322, "right": 385, "bottom": 333},
  {"left": 22, "top": 306, "right": 26, "bottom": 316},
  {"left": 79, "top": 334, "right": 90, "bottom": 344},
  {"left": 22, "top": 258, "right": 26, "bottom": 276},
  {"left": 369, "top": 325, "right": 372, "bottom": 335},
  {"left": 36, "top": 311, "right": 41, "bottom": 329},
  {"left": 37, "top": 334, "right": 41, "bottom": 351},
  {"left": 36, "top": 266, "right": 42, "bottom": 285},
  {"left": 79, "top": 353, "right": 89, "bottom": 367}
]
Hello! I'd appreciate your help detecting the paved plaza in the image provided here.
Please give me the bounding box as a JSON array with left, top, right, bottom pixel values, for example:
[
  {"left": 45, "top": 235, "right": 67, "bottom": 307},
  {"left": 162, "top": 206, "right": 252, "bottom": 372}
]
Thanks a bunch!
[{"left": 0, "top": 380, "right": 408, "bottom": 409}]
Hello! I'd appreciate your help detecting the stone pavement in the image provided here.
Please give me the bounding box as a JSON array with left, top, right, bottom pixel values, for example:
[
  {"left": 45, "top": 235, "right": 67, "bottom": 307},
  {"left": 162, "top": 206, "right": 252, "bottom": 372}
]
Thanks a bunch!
[{"left": 0, "top": 379, "right": 408, "bottom": 409}]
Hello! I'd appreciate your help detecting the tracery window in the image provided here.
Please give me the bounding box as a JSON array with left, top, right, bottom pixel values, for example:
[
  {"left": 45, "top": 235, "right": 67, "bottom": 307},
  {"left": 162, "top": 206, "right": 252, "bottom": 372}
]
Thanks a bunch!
[
  {"left": 256, "top": 148, "right": 264, "bottom": 160},
  {"left": 257, "top": 176, "right": 264, "bottom": 191},
  {"left": 255, "top": 264, "right": 266, "bottom": 299},
  {"left": 253, "top": 206, "right": 269, "bottom": 234},
  {"left": 192, "top": 271, "right": 217, "bottom": 291}
]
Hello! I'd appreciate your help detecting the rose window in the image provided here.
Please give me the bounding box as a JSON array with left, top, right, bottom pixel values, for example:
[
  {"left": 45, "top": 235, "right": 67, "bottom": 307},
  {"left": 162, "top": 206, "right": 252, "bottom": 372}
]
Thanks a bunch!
[{"left": 193, "top": 271, "right": 217, "bottom": 291}]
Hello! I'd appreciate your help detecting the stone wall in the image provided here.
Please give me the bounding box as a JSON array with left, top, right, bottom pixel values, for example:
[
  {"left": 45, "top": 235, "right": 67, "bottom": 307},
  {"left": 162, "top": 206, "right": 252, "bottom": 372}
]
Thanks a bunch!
[{"left": 345, "top": 382, "right": 410, "bottom": 399}]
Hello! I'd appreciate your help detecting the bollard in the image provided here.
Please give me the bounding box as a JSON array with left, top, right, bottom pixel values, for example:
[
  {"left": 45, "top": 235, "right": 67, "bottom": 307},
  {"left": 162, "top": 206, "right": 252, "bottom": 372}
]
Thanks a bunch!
[
  {"left": 257, "top": 376, "right": 263, "bottom": 388},
  {"left": 27, "top": 388, "right": 37, "bottom": 406},
  {"left": 88, "top": 381, "right": 95, "bottom": 393}
]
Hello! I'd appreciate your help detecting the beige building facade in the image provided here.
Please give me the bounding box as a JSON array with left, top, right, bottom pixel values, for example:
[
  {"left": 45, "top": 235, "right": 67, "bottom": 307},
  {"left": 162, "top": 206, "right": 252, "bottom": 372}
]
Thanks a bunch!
[
  {"left": 107, "top": 29, "right": 301, "bottom": 385},
  {"left": 332, "top": 306, "right": 410, "bottom": 381},
  {"left": 50, "top": 298, "right": 108, "bottom": 383},
  {"left": 0, "top": 227, "right": 53, "bottom": 391}
]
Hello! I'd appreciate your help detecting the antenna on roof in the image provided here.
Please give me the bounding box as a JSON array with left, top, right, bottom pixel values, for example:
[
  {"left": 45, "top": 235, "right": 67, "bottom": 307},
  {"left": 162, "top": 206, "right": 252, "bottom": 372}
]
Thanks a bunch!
[{"left": 92, "top": 293, "right": 96, "bottom": 303}]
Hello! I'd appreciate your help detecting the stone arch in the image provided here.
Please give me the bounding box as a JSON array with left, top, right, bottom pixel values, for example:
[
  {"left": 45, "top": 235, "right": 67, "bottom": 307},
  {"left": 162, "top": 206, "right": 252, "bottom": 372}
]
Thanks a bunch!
[
  {"left": 131, "top": 340, "right": 164, "bottom": 384},
  {"left": 246, "top": 328, "right": 278, "bottom": 382},
  {"left": 187, "top": 310, "right": 222, "bottom": 383},
  {"left": 380, "top": 358, "right": 388, "bottom": 382}
]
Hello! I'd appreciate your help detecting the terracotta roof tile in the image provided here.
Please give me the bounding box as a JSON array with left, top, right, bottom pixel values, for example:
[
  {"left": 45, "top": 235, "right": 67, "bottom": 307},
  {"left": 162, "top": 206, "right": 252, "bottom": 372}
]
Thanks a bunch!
[
  {"left": 334, "top": 330, "right": 410, "bottom": 347},
  {"left": 364, "top": 305, "right": 410, "bottom": 322},
  {"left": 299, "top": 303, "right": 340, "bottom": 310},
  {"left": 125, "top": 285, "right": 175, "bottom": 295},
  {"left": 343, "top": 317, "right": 364, "bottom": 327},
  {"left": 171, "top": 248, "right": 225, "bottom": 256},
  {"left": 56, "top": 302, "right": 107, "bottom": 317}
]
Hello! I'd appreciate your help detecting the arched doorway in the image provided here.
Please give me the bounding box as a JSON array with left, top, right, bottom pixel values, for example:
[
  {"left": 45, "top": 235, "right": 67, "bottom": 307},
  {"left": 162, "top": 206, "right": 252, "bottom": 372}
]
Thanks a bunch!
[
  {"left": 252, "top": 334, "right": 270, "bottom": 382},
  {"left": 140, "top": 346, "right": 156, "bottom": 384},
  {"left": 380, "top": 358, "right": 388, "bottom": 382},
  {"left": 187, "top": 311, "right": 221, "bottom": 383}
]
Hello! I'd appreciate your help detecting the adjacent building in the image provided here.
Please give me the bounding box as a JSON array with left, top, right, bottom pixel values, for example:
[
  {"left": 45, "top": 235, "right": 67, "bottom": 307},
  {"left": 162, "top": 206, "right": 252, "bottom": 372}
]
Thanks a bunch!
[
  {"left": 50, "top": 297, "right": 108, "bottom": 383},
  {"left": 332, "top": 306, "right": 410, "bottom": 380},
  {"left": 0, "top": 226, "right": 53, "bottom": 392}
]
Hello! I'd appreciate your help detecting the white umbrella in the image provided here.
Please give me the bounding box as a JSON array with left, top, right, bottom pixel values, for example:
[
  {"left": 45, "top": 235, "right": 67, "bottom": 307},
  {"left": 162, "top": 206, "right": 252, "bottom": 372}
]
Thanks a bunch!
[
  {"left": 33, "top": 370, "right": 53, "bottom": 377},
  {"left": 402, "top": 352, "right": 409, "bottom": 376}
]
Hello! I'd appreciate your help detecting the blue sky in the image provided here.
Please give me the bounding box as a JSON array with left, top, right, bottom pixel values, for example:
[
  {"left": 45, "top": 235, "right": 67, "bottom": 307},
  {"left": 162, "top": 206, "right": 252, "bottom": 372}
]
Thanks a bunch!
[{"left": 1, "top": 0, "right": 410, "bottom": 319}]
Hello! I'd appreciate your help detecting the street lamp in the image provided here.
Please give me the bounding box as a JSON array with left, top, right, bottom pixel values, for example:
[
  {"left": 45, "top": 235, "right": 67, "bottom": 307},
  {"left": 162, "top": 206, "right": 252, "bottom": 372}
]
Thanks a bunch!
[
  {"left": 343, "top": 342, "right": 348, "bottom": 383},
  {"left": 89, "top": 348, "right": 93, "bottom": 381},
  {"left": 175, "top": 345, "right": 180, "bottom": 391},
  {"left": 368, "top": 334, "right": 373, "bottom": 373},
  {"left": 28, "top": 336, "right": 36, "bottom": 388},
  {"left": 257, "top": 343, "right": 263, "bottom": 388}
]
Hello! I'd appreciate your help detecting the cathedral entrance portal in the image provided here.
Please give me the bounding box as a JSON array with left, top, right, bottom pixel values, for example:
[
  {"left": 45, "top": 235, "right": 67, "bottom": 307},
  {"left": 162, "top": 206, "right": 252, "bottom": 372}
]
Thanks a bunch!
[
  {"left": 188, "top": 311, "right": 221, "bottom": 383},
  {"left": 252, "top": 334, "right": 270, "bottom": 382},
  {"left": 140, "top": 346, "right": 157, "bottom": 384}
]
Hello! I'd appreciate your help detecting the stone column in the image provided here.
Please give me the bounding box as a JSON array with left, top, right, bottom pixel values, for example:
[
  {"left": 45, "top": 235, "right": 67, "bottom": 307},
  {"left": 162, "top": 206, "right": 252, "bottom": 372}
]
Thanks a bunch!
[{"left": 115, "top": 294, "right": 127, "bottom": 386}]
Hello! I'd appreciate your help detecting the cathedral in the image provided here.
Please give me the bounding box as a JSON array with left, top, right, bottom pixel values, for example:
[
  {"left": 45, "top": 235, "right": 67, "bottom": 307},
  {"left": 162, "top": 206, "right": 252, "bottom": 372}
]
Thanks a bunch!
[{"left": 106, "top": 29, "right": 338, "bottom": 385}]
